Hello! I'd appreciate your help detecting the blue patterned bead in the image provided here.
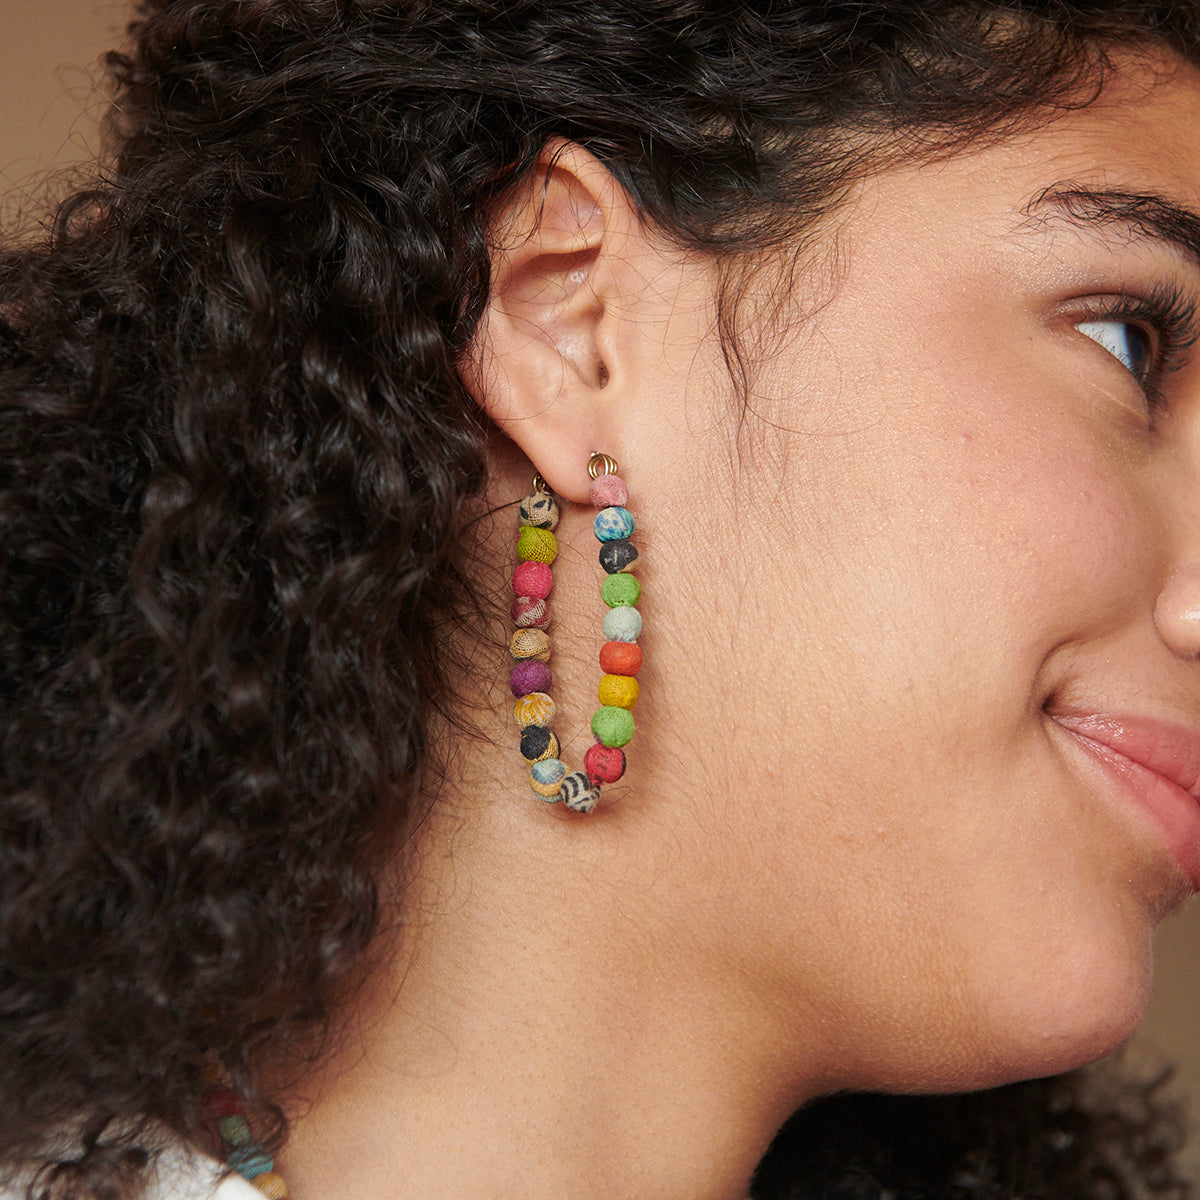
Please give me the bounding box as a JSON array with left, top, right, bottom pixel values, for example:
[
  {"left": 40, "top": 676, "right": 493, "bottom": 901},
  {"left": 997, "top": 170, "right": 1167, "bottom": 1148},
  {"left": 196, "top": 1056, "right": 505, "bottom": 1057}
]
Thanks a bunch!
[
  {"left": 594, "top": 506, "right": 635, "bottom": 542},
  {"left": 530, "top": 757, "right": 567, "bottom": 800}
]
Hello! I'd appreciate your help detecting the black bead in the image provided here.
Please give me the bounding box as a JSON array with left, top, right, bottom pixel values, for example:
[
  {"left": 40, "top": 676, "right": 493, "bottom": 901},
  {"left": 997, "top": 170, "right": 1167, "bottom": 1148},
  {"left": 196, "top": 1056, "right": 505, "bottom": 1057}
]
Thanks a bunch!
[
  {"left": 599, "top": 538, "right": 638, "bottom": 574},
  {"left": 520, "top": 725, "right": 557, "bottom": 762}
]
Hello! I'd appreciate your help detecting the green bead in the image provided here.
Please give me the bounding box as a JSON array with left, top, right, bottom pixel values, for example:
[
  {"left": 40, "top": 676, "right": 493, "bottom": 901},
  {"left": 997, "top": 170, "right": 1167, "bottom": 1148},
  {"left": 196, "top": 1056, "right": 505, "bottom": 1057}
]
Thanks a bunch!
[
  {"left": 516, "top": 525, "right": 558, "bottom": 564},
  {"left": 218, "top": 1115, "right": 251, "bottom": 1146},
  {"left": 591, "top": 705, "right": 635, "bottom": 748},
  {"left": 600, "top": 573, "right": 641, "bottom": 608}
]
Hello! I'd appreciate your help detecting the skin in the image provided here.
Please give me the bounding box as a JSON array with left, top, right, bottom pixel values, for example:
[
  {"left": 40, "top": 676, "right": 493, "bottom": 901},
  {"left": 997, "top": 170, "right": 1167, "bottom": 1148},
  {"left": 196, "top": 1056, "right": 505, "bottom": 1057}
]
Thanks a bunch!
[{"left": 278, "top": 50, "right": 1200, "bottom": 1200}]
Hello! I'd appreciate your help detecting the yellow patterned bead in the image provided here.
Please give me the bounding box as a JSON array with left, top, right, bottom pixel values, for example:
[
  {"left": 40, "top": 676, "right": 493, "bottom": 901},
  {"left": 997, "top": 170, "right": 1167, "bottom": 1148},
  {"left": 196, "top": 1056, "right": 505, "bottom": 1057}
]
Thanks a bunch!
[
  {"left": 252, "top": 1173, "right": 289, "bottom": 1199},
  {"left": 514, "top": 692, "right": 555, "bottom": 728},
  {"left": 597, "top": 674, "right": 639, "bottom": 709},
  {"left": 517, "top": 526, "right": 558, "bottom": 564},
  {"left": 509, "top": 628, "right": 551, "bottom": 662}
]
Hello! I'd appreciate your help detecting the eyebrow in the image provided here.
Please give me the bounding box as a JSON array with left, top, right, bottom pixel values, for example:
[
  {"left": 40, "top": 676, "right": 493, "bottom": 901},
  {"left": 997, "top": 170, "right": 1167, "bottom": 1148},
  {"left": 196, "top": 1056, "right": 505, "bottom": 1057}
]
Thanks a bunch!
[{"left": 1023, "top": 185, "right": 1200, "bottom": 271}]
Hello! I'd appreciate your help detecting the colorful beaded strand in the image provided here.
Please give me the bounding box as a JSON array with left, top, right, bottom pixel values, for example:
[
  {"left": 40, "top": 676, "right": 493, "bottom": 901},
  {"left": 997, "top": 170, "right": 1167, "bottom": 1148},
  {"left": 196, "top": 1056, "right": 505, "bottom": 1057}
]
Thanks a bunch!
[
  {"left": 201, "top": 1085, "right": 291, "bottom": 1198},
  {"left": 510, "top": 452, "right": 642, "bottom": 813}
]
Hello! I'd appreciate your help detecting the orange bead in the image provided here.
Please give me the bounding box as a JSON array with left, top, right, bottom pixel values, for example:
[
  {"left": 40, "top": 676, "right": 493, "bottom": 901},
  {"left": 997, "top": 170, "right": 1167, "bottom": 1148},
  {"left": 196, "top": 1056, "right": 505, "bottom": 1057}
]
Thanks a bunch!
[{"left": 599, "top": 641, "right": 642, "bottom": 676}]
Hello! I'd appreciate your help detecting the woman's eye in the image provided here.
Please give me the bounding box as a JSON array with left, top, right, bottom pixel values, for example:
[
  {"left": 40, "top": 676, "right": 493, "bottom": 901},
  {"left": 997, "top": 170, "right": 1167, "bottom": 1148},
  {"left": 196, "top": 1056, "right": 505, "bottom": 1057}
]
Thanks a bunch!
[{"left": 1076, "top": 319, "right": 1154, "bottom": 383}]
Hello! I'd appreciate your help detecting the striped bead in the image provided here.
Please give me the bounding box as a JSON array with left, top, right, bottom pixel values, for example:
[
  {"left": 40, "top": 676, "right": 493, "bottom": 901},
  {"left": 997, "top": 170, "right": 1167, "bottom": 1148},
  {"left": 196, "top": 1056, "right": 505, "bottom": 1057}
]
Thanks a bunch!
[
  {"left": 252, "top": 1173, "right": 289, "bottom": 1199},
  {"left": 560, "top": 770, "right": 600, "bottom": 813},
  {"left": 594, "top": 506, "right": 635, "bottom": 542},
  {"left": 514, "top": 692, "right": 555, "bottom": 727}
]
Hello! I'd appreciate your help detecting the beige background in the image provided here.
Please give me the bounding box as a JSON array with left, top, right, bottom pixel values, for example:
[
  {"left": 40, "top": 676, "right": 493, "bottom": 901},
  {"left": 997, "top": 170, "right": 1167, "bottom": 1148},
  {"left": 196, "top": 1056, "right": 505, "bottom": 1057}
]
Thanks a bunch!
[{"left": 3, "top": 0, "right": 1199, "bottom": 1172}]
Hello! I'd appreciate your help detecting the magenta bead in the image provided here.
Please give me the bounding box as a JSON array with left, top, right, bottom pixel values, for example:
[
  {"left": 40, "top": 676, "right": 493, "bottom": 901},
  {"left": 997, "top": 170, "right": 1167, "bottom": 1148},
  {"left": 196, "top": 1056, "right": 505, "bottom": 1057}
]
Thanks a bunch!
[
  {"left": 588, "top": 474, "right": 629, "bottom": 510},
  {"left": 512, "top": 560, "right": 553, "bottom": 599},
  {"left": 510, "top": 660, "right": 552, "bottom": 697}
]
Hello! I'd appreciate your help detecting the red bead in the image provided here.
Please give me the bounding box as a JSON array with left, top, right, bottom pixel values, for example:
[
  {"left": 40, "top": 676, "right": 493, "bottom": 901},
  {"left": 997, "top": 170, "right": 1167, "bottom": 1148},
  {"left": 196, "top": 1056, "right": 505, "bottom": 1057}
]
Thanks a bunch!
[
  {"left": 584, "top": 742, "right": 626, "bottom": 784},
  {"left": 512, "top": 561, "right": 553, "bottom": 599},
  {"left": 201, "top": 1089, "right": 244, "bottom": 1121},
  {"left": 599, "top": 641, "right": 642, "bottom": 676}
]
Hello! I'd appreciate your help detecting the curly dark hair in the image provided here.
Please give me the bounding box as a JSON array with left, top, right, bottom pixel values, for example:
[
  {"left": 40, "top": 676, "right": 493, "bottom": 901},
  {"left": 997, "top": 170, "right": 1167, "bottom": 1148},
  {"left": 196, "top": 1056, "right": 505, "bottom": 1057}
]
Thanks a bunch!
[{"left": 2, "top": 1, "right": 1199, "bottom": 1196}]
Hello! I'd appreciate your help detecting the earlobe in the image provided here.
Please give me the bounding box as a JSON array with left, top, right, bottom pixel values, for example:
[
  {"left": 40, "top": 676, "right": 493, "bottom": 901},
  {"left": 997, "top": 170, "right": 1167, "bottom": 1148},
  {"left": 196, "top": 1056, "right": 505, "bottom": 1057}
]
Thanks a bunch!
[{"left": 463, "top": 141, "right": 641, "bottom": 499}]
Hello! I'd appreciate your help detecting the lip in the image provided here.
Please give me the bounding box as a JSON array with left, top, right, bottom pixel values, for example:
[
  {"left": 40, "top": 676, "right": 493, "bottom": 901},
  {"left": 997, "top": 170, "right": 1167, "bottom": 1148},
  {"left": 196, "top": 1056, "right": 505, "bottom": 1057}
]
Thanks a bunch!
[{"left": 1050, "top": 710, "right": 1200, "bottom": 888}]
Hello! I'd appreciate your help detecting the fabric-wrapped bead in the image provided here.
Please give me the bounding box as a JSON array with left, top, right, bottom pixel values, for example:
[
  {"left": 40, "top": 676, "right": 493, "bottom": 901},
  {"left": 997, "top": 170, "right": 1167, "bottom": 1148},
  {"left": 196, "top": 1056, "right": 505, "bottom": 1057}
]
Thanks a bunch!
[
  {"left": 510, "top": 660, "right": 552, "bottom": 697},
  {"left": 202, "top": 1091, "right": 244, "bottom": 1122},
  {"left": 517, "top": 526, "right": 558, "bottom": 564},
  {"left": 588, "top": 474, "right": 629, "bottom": 510},
  {"left": 519, "top": 491, "right": 560, "bottom": 529},
  {"left": 218, "top": 1115, "right": 251, "bottom": 1147},
  {"left": 599, "top": 641, "right": 642, "bottom": 676},
  {"left": 601, "top": 573, "right": 641, "bottom": 608},
  {"left": 592, "top": 705, "right": 635, "bottom": 748},
  {"left": 599, "top": 538, "right": 638, "bottom": 574},
  {"left": 514, "top": 692, "right": 555, "bottom": 727},
  {"left": 560, "top": 770, "right": 601, "bottom": 813},
  {"left": 509, "top": 628, "right": 550, "bottom": 661},
  {"left": 584, "top": 742, "right": 626, "bottom": 784},
  {"left": 228, "top": 1147, "right": 273, "bottom": 1180},
  {"left": 520, "top": 725, "right": 560, "bottom": 763},
  {"left": 603, "top": 606, "right": 643, "bottom": 642},
  {"left": 594, "top": 506, "right": 635, "bottom": 542},
  {"left": 598, "top": 673, "right": 639, "bottom": 709},
  {"left": 512, "top": 560, "right": 553, "bottom": 599},
  {"left": 511, "top": 595, "right": 550, "bottom": 628},
  {"left": 252, "top": 1173, "right": 289, "bottom": 1199},
  {"left": 530, "top": 757, "right": 567, "bottom": 799}
]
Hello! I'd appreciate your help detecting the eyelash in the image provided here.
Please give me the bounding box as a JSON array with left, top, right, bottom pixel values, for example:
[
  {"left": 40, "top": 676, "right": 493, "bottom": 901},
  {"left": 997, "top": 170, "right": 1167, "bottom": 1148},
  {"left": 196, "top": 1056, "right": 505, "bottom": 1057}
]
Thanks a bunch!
[{"left": 1074, "top": 281, "right": 1199, "bottom": 412}]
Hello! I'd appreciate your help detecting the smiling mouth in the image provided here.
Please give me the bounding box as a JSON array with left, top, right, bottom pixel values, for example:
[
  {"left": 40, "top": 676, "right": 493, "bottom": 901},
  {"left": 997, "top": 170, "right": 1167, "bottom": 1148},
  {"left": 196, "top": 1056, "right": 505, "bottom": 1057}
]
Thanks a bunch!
[{"left": 1049, "top": 710, "right": 1200, "bottom": 889}]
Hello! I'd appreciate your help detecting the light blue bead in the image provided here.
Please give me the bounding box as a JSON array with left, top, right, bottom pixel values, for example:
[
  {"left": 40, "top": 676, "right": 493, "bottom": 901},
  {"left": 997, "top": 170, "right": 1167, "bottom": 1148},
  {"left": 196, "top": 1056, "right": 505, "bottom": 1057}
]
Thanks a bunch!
[
  {"left": 227, "top": 1146, "right": 273, "bottom": 1180},
  {"left": 594, "top": 506, "right": 635, "bottom": 542},
  {"left": 531, "top": 758, "right": 567, "bottom": 787},
  {"left": 603, "top": 606, "right": 643, "bottom": 642}
]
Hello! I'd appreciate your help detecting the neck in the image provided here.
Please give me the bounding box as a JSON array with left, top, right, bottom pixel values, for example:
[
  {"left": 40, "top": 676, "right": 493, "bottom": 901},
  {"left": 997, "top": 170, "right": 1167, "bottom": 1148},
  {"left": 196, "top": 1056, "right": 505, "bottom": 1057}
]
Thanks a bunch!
[{"left": 275, "top": 788, "right": 823, "bottom": 1200}]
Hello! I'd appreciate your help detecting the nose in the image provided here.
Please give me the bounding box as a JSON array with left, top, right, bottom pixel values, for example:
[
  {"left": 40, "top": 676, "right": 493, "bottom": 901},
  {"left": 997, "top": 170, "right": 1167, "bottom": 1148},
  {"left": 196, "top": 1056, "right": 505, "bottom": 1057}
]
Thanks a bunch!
[{"left": 1155, "top": 562, "right": 1200, "bottom": 660}]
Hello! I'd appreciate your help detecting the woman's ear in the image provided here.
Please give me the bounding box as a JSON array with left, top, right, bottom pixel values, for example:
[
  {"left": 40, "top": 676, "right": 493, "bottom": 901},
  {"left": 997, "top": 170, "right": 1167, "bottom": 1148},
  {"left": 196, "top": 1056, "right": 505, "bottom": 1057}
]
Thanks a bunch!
[{"left": 462, "top": 140, "right": 649, "bottom": 500}]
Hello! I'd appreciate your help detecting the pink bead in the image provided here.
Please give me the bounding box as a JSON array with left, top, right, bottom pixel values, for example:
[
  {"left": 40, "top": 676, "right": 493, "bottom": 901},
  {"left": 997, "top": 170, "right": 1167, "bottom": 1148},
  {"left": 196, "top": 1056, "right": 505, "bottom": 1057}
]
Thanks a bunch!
[
  {"left": 511, "top": 595, "right": 550, "bottom": 628},
  {"left": 588, "top": 474, "right": 628, "bottom": 509},
  {"left": 512, "top": 560, "right": 553, "bottom": 599},
  {"left": 510, "top": 660, "right": 552, "bottom": 697}
]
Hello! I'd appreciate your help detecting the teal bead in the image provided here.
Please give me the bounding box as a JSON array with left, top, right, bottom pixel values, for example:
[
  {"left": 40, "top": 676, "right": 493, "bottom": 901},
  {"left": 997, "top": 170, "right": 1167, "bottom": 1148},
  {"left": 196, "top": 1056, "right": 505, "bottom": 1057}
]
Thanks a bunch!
[
  {"left": 594, "top": 506, "right": 635, "bottom": 541},
  {"left": 530, "top": 757, "right": 567, "bottom": 800},
  {"left": 227, "top": 1146, "right": 273, "bottom": 1180},
  {"left": 601, "top": 573, "right": 641, "bottom": 608},
  {"left": 603, "top": 606, "right": 643, "bottom": 642}
]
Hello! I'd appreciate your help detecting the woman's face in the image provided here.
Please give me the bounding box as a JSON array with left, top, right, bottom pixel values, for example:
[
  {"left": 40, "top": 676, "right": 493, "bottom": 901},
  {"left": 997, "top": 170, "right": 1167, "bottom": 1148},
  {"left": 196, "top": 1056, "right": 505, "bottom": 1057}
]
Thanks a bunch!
[{"left": 630, "top": 50, "right": 1200, "bottom": 1095}]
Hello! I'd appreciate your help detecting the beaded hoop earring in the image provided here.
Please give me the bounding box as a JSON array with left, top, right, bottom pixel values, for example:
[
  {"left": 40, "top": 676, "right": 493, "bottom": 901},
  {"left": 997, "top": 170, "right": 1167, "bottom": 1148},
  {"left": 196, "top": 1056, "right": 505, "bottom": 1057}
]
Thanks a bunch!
[{"left": 509, "top": 452, "right": 643, "bottom": 813}]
